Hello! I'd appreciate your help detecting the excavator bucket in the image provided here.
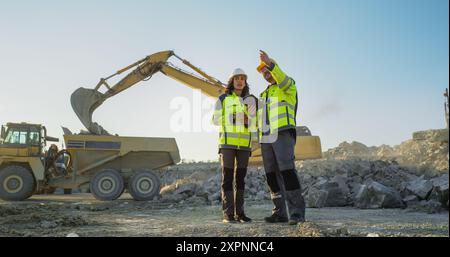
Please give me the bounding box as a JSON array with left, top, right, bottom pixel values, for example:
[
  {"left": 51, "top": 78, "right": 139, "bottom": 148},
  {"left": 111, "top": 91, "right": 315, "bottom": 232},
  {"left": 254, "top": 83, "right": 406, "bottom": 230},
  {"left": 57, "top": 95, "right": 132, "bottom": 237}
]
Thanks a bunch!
[{"left": 70, "top": 87, "right": 107, "bottom": 134}]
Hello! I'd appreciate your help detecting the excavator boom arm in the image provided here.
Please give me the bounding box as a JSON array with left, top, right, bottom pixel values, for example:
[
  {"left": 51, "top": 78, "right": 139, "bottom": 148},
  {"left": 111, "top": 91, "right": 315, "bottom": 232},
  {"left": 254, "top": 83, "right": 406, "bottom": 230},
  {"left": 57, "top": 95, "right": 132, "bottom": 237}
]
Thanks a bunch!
[
  {"left": 71, "top": 50, "right": 225, "bottom": 135},
  {"left": 160, "top": 64, "right": 225, "bottom": 99}
]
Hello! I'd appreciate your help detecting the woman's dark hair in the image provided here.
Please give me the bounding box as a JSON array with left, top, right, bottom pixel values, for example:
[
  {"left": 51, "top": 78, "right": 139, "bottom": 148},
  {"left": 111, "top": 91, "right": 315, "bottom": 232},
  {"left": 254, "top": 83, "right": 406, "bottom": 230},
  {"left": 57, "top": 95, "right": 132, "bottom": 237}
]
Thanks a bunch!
[{"left": 225, "top": 77, "right": 250, "bottom": 97}]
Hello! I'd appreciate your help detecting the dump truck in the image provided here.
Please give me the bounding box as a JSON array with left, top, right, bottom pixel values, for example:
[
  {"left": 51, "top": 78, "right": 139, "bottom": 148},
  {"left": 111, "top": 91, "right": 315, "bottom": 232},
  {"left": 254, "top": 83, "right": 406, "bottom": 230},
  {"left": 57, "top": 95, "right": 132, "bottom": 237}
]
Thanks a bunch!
[{"left": 0, "top": 122, "right": 179, "bottom": 201}]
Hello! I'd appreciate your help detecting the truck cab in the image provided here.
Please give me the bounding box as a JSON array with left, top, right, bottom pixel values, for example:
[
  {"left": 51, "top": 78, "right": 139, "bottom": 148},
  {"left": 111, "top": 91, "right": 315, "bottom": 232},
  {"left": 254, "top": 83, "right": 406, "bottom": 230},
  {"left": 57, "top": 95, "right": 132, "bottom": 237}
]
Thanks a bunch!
[
  {"left": 0, "top": 122, "right": 50, "bottom": 157},
  {"left": 0, "top": 122, "right": 60, "bottom": 201}
]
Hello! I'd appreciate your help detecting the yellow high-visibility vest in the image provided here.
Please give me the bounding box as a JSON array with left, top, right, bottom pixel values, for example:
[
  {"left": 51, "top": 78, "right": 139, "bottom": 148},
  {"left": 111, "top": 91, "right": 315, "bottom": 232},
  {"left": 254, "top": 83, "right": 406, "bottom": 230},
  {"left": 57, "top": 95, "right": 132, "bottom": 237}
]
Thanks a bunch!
[
  {"left": 213, "top": 92, "right": 256, "bottom": 151},
  {"left": 258, "top": 63, "right": 298, "bottom": 138}
]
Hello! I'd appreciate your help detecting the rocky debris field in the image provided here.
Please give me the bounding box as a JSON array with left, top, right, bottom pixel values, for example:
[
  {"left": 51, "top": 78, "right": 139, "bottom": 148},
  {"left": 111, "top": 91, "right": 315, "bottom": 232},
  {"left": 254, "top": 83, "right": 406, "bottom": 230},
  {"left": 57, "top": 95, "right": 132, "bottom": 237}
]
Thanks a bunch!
[
  {"left": 158, "top": 130, "right": 449, "bottom": 214},
  {"left": 159, "top": 160, "right": 448, "bottom": 214}
]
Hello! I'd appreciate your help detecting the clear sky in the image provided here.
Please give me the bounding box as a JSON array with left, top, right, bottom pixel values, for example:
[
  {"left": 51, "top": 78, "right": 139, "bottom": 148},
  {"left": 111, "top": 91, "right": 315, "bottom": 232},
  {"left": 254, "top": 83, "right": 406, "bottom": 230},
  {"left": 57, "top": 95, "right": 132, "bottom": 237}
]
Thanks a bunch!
[{"left": 0, "top": 0, "right": 448, "bottom": 161}]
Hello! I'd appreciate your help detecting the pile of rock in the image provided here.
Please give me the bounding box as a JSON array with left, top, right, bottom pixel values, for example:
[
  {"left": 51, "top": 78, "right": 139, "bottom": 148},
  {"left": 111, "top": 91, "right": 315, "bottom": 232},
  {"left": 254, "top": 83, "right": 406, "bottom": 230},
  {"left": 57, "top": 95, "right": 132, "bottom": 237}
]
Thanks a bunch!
[
  {"left": 393, "top": 129, "right": 449, "bottom": 173},
  {"left": 157, "top": 129, "right": 448, "bottom": 213},
  {"left": 323, "top": 129, "right": 449, "bottom": 173},
  {"left": 323, "top": 141, "right": 377, "bottom": 159},
  {"left": 159, "top": 171, "right": 211, "bottom": 204},
  {"left": 299, "top": 158, "right": 448, "bottom": 212},
  {"left": 403, "top": 173, "right": 449, "bottom": 213},
  {"left": 158, "top": 158, "right": 448, "bottom": 213}
]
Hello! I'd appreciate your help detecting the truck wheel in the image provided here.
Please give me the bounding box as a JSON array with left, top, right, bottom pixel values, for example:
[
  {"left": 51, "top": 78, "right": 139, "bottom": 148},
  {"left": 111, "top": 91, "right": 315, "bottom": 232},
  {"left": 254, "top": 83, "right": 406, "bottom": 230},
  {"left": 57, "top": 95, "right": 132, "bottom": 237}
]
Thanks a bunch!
[
  {"left": 0, "top": 165, "right": 36, "bottom": 201},
  {"left": 90, "top": 169, "right": 124, "bottom": 201},
  {"left": 128, "top": 170, "right": 160, "bottom": 201},
  {"left": 64, "top": 189, "right": 72, "bottom": 195}
]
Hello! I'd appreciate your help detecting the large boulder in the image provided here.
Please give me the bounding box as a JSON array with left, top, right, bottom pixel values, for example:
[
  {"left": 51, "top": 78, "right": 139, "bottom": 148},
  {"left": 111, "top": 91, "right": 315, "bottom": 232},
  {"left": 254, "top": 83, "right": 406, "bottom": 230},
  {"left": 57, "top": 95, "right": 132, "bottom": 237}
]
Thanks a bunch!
[
  {"left": 305, "top": 187, "right": 328, "bottom": 208},
  {"left": 330, "top": 175, "right": 350, "bottom": 196},
  {"left": 429, "top": 173, "right": 449, "bottom": 209},
  {"left": 306, "top": 178, "right": 347, "bottom": 207},
  {"left": 349, "top": 161, "right": 372, "bottom": 178},
  {"left": 355, "top": 181, "right": 405, "bottom": 209},
  {"left": 347, "top": 181, "right": 363, "bottom": 205},
  {"left": 322, "top": 182, "right": 348, "bottom": 207},
  {"left": 406, "top": 175, "right": 434, "bottom": 200},
  {"left": 172, "top": 182, "right": 198, "bottom": 196},
  {"left": 403, "top": 195, "right": 419, "bottom": 206}
]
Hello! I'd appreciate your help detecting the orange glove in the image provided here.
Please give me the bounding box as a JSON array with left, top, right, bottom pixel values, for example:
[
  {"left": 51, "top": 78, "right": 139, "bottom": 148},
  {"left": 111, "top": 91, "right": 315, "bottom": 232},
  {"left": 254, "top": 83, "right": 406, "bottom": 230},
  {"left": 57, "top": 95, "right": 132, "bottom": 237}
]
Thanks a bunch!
[{"left": 256, "top": 62, "right": 267, "bottom": 73}]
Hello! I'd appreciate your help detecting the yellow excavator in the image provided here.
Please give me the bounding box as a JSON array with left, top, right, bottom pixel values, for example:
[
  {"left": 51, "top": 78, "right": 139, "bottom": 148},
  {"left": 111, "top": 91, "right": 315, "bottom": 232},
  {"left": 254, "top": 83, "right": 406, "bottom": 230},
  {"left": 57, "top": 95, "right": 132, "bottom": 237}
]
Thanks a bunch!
[{"left": 71, "top": 50, "right": 322, "bottom": 162}]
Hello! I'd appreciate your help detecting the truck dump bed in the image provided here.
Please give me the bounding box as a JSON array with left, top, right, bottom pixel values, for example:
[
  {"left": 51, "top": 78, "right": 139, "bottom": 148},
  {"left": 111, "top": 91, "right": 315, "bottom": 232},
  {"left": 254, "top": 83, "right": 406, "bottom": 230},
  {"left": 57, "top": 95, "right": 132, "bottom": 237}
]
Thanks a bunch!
[{"left": 63, "top": 134, "right": 180, "bottom": 174}]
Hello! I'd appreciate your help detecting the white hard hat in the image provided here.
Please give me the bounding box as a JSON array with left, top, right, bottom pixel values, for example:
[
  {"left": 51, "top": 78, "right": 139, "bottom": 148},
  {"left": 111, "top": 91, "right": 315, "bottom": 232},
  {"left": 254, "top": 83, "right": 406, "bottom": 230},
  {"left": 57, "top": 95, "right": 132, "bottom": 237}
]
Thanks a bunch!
[{"left": 228, "top": 68, "right": 247, "bottom": 81}]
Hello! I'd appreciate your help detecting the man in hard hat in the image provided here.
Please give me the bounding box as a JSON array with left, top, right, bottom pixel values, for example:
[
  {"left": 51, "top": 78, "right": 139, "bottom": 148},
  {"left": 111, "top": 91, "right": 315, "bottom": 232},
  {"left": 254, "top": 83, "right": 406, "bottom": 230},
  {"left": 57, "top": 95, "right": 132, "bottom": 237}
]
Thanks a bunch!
[{"left": 256, "top": 50, "right": 305, "bottom": 225}]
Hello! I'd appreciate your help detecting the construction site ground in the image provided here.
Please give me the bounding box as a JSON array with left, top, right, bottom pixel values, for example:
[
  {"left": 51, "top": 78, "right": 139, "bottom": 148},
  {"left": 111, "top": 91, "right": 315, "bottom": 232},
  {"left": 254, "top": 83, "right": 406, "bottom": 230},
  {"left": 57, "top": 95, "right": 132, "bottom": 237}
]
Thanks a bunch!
[{"left": 0, "top": 193, "right": 448, "bottom": 237}]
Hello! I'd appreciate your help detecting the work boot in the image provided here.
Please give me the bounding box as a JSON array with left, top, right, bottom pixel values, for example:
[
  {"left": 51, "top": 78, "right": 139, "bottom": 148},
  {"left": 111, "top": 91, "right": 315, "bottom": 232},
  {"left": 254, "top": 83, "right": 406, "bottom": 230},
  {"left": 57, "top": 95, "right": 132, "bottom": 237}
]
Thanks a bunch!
[
  {"left": 264, "top": 213, "right": 288, "bottom": 223},
  {"left": 222, "top": 214, "right": 236, "bottom": 223},
  {"left": 288, "top": 217, "right": 305, "bottom": 225},
  {"left": 236, "top": 214, "right": 252, "bottom": 223}
]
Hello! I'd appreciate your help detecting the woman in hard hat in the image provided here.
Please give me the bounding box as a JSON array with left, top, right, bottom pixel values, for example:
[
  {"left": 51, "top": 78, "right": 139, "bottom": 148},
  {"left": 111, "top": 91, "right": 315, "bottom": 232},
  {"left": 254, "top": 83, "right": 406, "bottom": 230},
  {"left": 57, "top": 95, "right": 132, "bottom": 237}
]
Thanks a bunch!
[{"left": 212, "top": 68, "right": 258, "bottom": 223}]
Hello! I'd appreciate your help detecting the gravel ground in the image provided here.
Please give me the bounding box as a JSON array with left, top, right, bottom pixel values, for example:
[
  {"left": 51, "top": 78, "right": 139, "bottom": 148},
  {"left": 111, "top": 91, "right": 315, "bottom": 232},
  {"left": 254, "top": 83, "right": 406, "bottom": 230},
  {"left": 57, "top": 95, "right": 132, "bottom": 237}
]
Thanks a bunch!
[{"left": 0, "top": 193, "right": 448, "bottom": 237}]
